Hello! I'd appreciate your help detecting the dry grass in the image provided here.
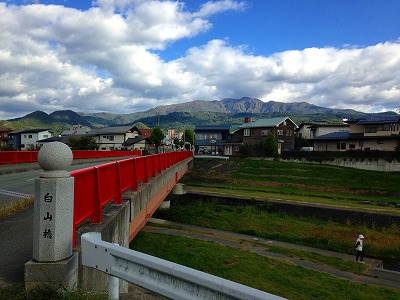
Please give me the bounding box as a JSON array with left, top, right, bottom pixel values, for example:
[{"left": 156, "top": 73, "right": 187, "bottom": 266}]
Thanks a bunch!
[{"left": 0, "top": 197, "right": 34, "bottom": 219}]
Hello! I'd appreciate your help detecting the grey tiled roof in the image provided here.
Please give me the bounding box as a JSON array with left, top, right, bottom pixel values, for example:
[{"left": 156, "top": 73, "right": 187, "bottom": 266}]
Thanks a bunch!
[
  {"left": 87, "top": 125, "right": 134, "bottom": 135},
  {"left": 195, "top": 125, "right": 234, "bottom": 131},
  {"left": 311, "top": 131, "right": 351, "bottom": 140},
  {"left": 239, "top": 117, "right": 297, "bottom": 128},
  {"left": 348, "top": 115, "right": 400, "bottom": 124}
]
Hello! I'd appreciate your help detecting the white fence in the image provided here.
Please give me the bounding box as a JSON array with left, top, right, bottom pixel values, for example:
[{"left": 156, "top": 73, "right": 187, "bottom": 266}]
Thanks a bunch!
[{"left": 81, "top": 232, "right": 286, "bottom": 300}]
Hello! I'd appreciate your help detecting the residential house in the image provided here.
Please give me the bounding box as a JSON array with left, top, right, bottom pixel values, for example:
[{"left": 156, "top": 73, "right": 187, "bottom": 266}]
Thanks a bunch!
[
  {"left": 194, "top": 116, "right": 298, "bottom": 157},
  {"left": 311, "top": 115, "right": 400, "bottom": 151},
  {"left": 296, "top": 122, "right": 349, "bottom": 139},
  {"left": 7, "top": 130, "right": 23, "bottom": 150},
  {"left": 235, "top": 117, "right": 298, "bottom": 154},
  {"left": 123, "top": 127, "right": 154, "bottom": 153},
  {"left": 60, "top": 125, "right": 91, "bottom": 136},
  {"left": 8, "top": 129, "right": 52, "bottom": 150},
  {"left": 87, "top": 125, "right": 141, "bottom": 150},
  {"left": 194, "top": 125, "right": 233, "bottom": 155},
  {"left": 0, "top": 129, "right": 12, "bottom": 148}
]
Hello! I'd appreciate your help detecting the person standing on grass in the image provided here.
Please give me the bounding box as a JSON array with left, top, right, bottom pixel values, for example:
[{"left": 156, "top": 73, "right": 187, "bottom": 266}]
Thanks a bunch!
[{"left": 355, "top": 234, "right": 365, "bottom": 263}]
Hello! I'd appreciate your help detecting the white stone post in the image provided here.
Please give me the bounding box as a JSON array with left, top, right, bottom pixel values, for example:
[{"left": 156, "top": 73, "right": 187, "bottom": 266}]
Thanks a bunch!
[
  {"left": 33, "top": 142, "right": 74, "bottom": 261},
  {"left": 25, "top": 142, "right": 78, "bottom": 291}
]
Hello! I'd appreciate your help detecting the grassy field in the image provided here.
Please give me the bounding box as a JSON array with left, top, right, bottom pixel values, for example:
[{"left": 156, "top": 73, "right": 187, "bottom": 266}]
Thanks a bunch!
[
  {"left": 131, "top": 232, "right": 400, "bottom": 300},
  {"left": 184, "top": 158, "right": 400, "bottom": 210},
  {"left": 129, "top": 158, "right": 400, "bottom": 299},
  {"left": 154, "top": 198, "right": 400, "bottom": 258}
]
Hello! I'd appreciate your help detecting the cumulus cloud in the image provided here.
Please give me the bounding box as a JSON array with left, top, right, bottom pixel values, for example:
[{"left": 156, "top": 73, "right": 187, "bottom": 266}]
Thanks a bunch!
[{"left": 0, "top": 0, "right": 399, "bottom": 119}]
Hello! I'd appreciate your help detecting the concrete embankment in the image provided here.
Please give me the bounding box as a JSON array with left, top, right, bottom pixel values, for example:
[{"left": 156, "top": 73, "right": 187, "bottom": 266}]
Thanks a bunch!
[
  {"left": 174, "top": 190, "right": 400, "bottom": 275},
  {"left": 184, "top": 190, "right": 400, "bottom": 228}
]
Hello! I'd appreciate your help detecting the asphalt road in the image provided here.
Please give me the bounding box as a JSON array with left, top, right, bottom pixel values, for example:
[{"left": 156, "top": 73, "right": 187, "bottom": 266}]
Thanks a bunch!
[
  {"left": 0, "top": 158, "right": 129, "bottom": 284},
  {"left": 0, "top": 159, "right": 125, "bottom": 205}
]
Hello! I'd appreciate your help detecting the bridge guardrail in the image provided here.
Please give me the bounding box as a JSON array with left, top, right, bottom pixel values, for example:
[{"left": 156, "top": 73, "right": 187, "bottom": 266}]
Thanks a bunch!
[
  {"left": 0, "top": 150, "right": 141, "bottom": 165},
  {"left": 70, "top": 151, "right": 193, "bottom": 246},
  {"left": 81, "top": 232, "right": 285, "bottom": 300}
]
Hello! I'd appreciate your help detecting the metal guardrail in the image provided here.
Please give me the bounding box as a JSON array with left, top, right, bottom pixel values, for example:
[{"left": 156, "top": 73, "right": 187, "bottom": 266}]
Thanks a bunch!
[
  {"left": 0, "top": 188, "right": 32, "bottom": 199},
  {"left": 81, "top": 232, "right": 286, "bottom": 300}
]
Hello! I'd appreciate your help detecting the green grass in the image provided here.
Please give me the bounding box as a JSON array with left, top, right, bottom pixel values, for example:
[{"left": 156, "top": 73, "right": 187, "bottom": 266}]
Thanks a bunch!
[
  {"left": 155, "top": 199, "right": 400, "bottom": 259},
  {"left": 130, "top": 232, "right": 400, "bottom": 300},
  {"left": 185, "top": 184, "right": 400, "bottom": 212},
  {"left": 234, "top": 160, "right": 400, "bottom": 193},
  {"left": 147, "top": 220, "right": 369, "bottom": 276},
  {"left": 263, "top": 244, "right": 368, "bottom": 275},
  {"left": 0, "top": 283, "right": 105, "bottom": 300},
  {"left": 183, "top": 158, "right": 400, "bottom": 211}
]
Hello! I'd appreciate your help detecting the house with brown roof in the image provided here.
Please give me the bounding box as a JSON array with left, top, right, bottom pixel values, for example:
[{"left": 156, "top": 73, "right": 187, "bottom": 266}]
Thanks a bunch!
[{"left": 232, "top": 116, "right": 298, "bottom": 155}]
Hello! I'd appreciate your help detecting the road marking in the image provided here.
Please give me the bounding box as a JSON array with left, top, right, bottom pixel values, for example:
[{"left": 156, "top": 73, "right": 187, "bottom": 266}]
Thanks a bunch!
[{"left": 0, "top": 189, "right": 32, "bottom": 199}]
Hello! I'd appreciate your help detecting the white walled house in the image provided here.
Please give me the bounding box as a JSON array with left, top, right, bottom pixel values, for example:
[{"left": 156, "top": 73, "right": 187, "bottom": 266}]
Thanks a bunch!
[
  {"left": 311, "top": 115, "right": 400, "bottom": 151},
  {"left": 296, "top": 122, "right": 349, "bottom": 139},
  {"left": 87, "top": 125, "right": 138, "bottom": 150},
  {"left": 19, "top": 129, "right": 52, "bottom": 150}
]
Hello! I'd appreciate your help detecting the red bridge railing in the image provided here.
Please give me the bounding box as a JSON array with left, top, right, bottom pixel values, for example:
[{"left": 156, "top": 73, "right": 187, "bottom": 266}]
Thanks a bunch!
[
  {"left": 0, "top": 150, "right": 141, "bottom": 165},
  {"left": 70, "top": 151, "right": 193, "bottom": 246}
]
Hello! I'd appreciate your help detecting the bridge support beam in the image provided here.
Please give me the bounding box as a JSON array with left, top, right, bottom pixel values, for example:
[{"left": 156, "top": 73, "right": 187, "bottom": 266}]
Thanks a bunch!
[
  {"left": 77, "top": 157, "right": 192, "bottom": 293},
  {"left": 128, "top": 159, "right": 190, "bottom": 241}
]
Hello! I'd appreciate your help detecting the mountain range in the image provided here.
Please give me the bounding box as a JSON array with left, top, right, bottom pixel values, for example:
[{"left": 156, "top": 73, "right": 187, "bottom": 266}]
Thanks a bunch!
[{"left": 1, "top": 97, "right": 396, "bottom": 134}]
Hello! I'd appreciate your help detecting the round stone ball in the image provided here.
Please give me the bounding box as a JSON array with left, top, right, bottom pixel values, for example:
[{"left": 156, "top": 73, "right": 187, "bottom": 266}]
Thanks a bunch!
[{"left": 38, "top": 142, "right": 73, "bottom": 171}]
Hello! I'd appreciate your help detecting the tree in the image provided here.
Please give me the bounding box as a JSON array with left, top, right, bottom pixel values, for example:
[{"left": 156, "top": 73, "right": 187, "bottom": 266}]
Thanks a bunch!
[
  {"left": 181, "top": 128, "right": 194, "bottom": 150},
  {"left": 239, "top": 143, "right": 251, "bottom": 158},
  {"left": 0, "top": 145, "right": 14, "bottom": 151},
  {"left": 67, "top": 136, "right": 98, "bottom": 150},
  {"left": 294, "top": 135, "right": 311, "bottom": 150},
  {"left": 150, "top": 125, "right": 165, "bottom": 153},
  {"left": 264, "top": 132, "right": 279, "bottom": 157}
]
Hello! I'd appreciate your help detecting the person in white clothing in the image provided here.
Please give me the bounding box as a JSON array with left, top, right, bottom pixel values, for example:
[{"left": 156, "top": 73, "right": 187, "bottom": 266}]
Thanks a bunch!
[{"left": 355, "top": 234, "right": 365, "bottom": 263}]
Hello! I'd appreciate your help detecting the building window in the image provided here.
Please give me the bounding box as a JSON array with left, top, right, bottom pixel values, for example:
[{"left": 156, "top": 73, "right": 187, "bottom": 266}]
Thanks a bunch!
[
  {"left": 336, "top": 143, "right": 340, "bottom": 150},
  {"left": 378, "top": 124, "right": 390, "bottom": 131},
  {"left": 261, "top": 130, "right": 270, "bottom": 136},
  {"left": 341, "top": 143, "right": 346, "bottom": 150},
  {"left": 377, "top": 140, "right": 383, "bottom": 144},
  {"left": 349, "top": 144, "right": 355, "bottom": 149},
  {"left": 365, "top": 127, "right": 377, "bottom": 133},
  {"left": 103, "top": 135, "right": 114, "bottom": 141},
  {"left": 24, "top": 135, "right": 27, "bottom": 138},
  {"left": 277, "top": 130, "right": 283, "bottom": 135},
  {"left": 234, "top": 145, "right": 240, "bottom": 151},
  {"left": 28, "top": 135, "right": 33, "bottom": 138},
  {"left": 286, "top": 130, "right": 292, "bottom": 136},
  {"left": 244, "top": 129, "right": 250, "bottom": 136},
  {"left": 43, "top": 135, "right": 49, "bottom": 138}
]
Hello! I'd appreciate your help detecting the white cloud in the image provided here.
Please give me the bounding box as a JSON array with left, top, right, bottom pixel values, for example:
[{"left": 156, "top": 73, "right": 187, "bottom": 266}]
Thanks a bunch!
[{"left": 0, "top": 1, "right": 399, "bottom": 120}]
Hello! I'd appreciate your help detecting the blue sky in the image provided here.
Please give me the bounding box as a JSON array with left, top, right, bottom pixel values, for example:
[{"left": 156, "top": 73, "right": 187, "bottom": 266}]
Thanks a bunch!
[{"left": 0, "top": 0, "right": 399, "bottom": 119}]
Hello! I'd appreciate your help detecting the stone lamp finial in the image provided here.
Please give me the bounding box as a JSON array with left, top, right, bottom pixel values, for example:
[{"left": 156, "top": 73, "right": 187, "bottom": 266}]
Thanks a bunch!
[{"left": 38, "top": 142, "right": 73, "bottom": 177}]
